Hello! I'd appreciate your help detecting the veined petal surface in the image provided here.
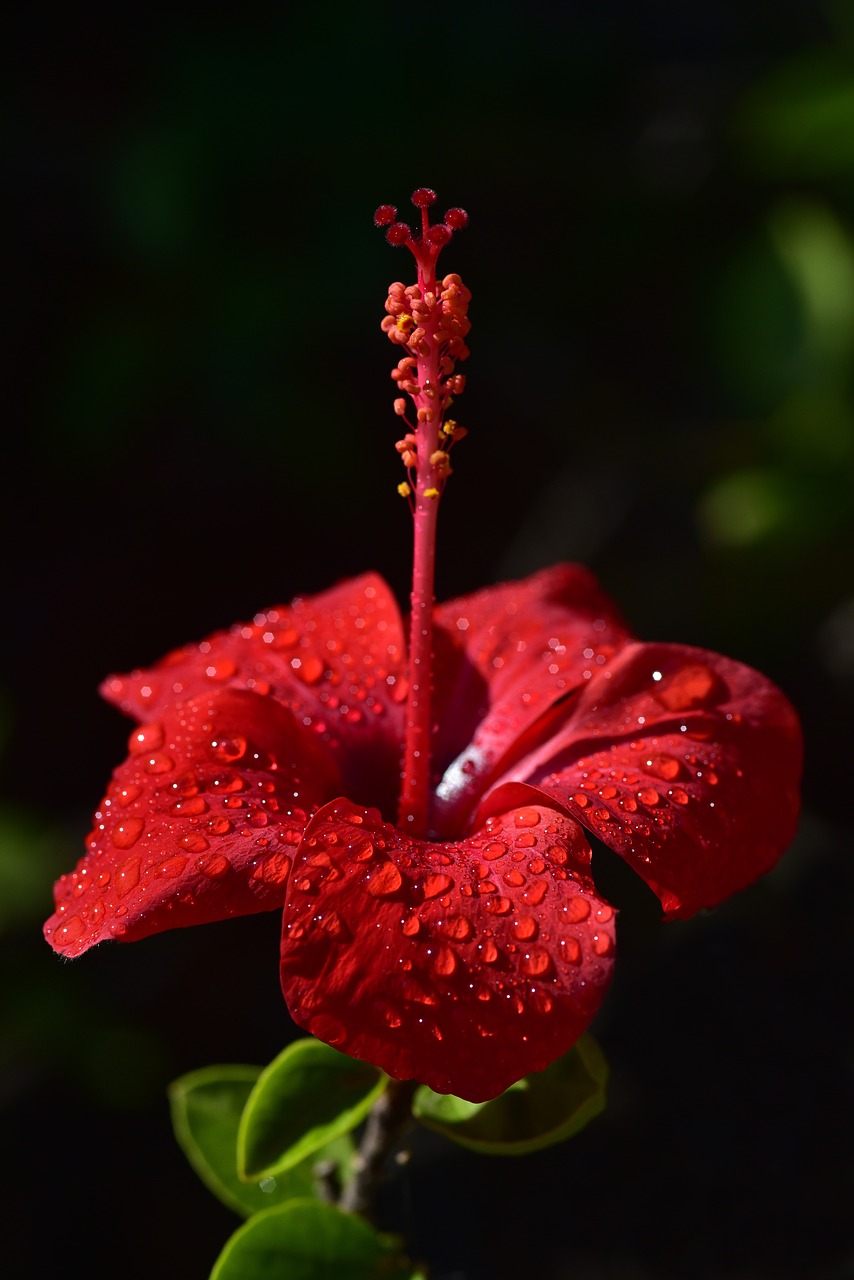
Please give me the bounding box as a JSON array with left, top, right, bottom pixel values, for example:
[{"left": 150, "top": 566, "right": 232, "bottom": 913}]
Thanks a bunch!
[
  {"left": 279, "top": 794, "right": 616, "bottom": 1102},
  {"left": 490, "top": 642, "right": 803, "bottom": 918},
  {"left": 45, "top": 690, "right": 341, "bottom": 956},
  {"left": 100, "top": 574, "right": 407, "bottom": 818}
]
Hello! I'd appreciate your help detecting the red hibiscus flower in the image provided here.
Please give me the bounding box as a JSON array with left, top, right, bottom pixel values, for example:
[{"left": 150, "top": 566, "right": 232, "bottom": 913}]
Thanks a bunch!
[
  {"left": 45, "top": 190, "right": 803, "bottom": 1102},
  {"left": 44, "top": 563, "right": 801, "bottom": 1102}
]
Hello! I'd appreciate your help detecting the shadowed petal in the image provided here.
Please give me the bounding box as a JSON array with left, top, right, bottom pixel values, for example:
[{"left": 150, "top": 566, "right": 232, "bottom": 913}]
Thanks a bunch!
[
  {"left": 44, "top": 690, "right": 342, "bottom": 957},
  {"left": 488, "top": 642, "right": 803, "bottom": 918},
  {"left": 279, "top": 792, "right": 616, "bottom": 1102},
  {"left": 431, "top": 565, "right": 630, "bottom": 837},
  {"left": 100, "top": 574, "right": 407, "bottom": 818}
]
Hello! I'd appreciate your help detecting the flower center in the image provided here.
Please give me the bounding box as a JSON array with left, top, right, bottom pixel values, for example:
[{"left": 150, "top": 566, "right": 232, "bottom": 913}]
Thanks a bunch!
[{"left": 375, "top": 189, "right": 471, "bottom": 838}]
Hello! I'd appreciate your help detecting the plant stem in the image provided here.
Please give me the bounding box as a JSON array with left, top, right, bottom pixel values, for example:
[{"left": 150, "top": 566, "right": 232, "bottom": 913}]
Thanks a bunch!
[{"left": 339, "top": 1079, "right": 418, "bottom": 1219}]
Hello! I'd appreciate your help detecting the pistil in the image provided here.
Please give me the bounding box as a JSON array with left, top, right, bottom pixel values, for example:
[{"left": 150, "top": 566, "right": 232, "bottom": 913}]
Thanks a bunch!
[{"left": 375, "top": 190, "right": 471, "bottom": 837}]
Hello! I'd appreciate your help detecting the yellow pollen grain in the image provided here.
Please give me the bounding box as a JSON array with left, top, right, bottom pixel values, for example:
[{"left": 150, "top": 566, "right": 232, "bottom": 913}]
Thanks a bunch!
[
  {"left": 397, "top": 482, "right": 411, "bottom": 497},
  {"left": 423, "top": 487, "right": 440, "bottom": 499}
]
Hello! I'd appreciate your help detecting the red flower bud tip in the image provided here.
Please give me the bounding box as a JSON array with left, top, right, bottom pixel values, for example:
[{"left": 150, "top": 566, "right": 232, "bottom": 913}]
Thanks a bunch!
[{"left": 373, "top": 204, "right": 398, "bottom": 227}]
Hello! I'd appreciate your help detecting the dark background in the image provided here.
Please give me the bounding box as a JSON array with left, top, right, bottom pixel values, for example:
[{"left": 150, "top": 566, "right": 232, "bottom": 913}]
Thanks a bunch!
[{"left": 4, "top": 3, "right": 853, "bottom": 1277}]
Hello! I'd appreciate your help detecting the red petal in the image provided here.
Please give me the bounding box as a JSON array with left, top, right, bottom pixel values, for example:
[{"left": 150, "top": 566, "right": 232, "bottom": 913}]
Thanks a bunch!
[
  {"left": 279, "top": 793, "right": 616, "bottom": 1102},
  {"left": 489, "top": 642, "right": 803, "bottom": 918},
  {"left": 430, "top": 565, "right": 630, "bottom": 836},
  {"left": 100, "top": 574, "right": 407, "bottom": 817},
  {"left": 44, "top": 689, "right": 341, "bottom": 957}
]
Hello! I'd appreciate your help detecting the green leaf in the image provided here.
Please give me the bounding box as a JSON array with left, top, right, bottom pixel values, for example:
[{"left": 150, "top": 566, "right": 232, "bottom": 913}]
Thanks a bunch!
[
  {"left": 209, "top": 1198, "right": 417, "bottom": 1280},
  {"left": 169, "top": 1065, "right": 354, "bottom": 1217},
  {"left": 412, "top": 1035, "right": 608, "bottom": 1155},
  {"left": 238, "top": 1039, "right": 387, "bottom": 1181}
]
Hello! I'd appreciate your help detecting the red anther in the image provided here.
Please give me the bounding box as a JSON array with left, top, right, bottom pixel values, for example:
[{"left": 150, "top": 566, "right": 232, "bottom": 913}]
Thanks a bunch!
[
  {"left": 444, "top": 207, "right": 468, "bottom": 230},
  {"left": 373, "top": 204, "right": 398, "bottom": 227},
  {"left": 425, "top": 224, "right": 452, "bottom": 250},
  {"left": 411, "top": 187, "right": 437, "bottom": 208},
  {"left": 386, "top": 222, "right": 413, "bottom": 246}
]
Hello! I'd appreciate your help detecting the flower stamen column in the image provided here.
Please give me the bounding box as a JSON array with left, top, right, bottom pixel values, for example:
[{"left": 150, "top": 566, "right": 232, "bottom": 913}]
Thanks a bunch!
[{"left": 375, "top": 190, "right": 471, "bottom": 837}]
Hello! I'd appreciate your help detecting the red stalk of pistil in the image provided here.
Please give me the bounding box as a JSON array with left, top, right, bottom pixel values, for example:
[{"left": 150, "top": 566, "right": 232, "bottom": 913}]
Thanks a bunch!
[
  {"left": 376, "top": 190, "right": 471, "bottom": 839},
  {"left": 400, "top": 304, "right": 442, "bottom": 837}
]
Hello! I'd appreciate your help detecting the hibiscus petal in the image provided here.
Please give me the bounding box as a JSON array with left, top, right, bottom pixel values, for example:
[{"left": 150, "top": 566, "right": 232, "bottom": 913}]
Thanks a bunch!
[
  {"left": 279, "top": 794, "right": 616, "bottom": 1103},
  {"left": 489, "top": 642, "right": 803, "bottom": 919},
  {"left": 431, "top": 565, "right": 630, "bottom": 837},
  {"left": 44, "top": 689, "right": 341, "bottom": 957},
  {"left": 99, "top": 574, "right": 407, "bottom": 816}
]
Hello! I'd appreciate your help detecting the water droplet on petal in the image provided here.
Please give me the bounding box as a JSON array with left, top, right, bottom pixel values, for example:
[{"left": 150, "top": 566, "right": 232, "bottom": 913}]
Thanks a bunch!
[
  {"left": 179, "top": 833, "right": 210, "bottom": 853},
  {"left": 169, "top": 796, "right": 208, "bottom": 816},
  {"left": 592, "top": 932, "right": 613, "bottom": 956},
  {"left": 565, "top": 897, "right": 590, "bottom": 922},
  {"left": 514, "top": 808, "right": 541, "bottom": 828},
  {"left": 211, "top": 736, "right": 247, "bottom": 763},
  {"left": 129, "top": 721, "right": 164, "bottom": 755},
  {"left": 481, "top": 938, "right": 500, "bottom": 963},
  {"left": 503, "top": 868, "right": 526, "bottom": 888},
  {"left": 482, "top": 840, "right": 507, "bottom": 861},
  {"left": 197, "top": 852, "right": 230, "bottom": 879},
  {"left": 367, "top": 862, "right": 403, "bottom": 897},
  {"left": 432, "top": 945, "right": 457, "bottom": 976},
  {"left": 114, "top": 857, "right": 141, "bottom": 897},
  {"left": 110, "top": 818, "right": 144, "bottom": 849},
  {"left": 670, "top": 787, "right": 689, "bottom": 805},
  {"left": 512, "top": 915, "right": 538, "bottom": 941},
  {"left": 144, "top": 753, "right": 174, "bottom": 774},
  {"left": 401, "top": 915, "right": 421, "bottom": 937},
  {"left": 522, "top": 880, "right": 548, "bottom": 906},
  {"left": 559, "top": 936, "right": 582, "bottom": 963},
  {"left": 639, "top": 787, "right": 660, "bottom": 806},
  {"left": 522, "top": 946, "right": 553, "bottom": 977},
  {"left": 423, "top": 873, "right": 453, "bottom": 900},
  {"left": 440, "top": 914, "right": 474, "bottom": 942}
]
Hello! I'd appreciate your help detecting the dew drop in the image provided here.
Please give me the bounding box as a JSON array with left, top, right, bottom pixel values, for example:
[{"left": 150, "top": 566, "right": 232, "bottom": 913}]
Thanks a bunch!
[
  {"left": 514, "top": 808, "right": 541, "bottom": 828},
  {"left": 211, "top": 736, "right": 248, "bottom": 763},
  {"left": 486, "top": 896, "right": 512, "bottom": 916},
  {"left": 115, "top": 857, "right": 141, "bottom": 897},
  {"left": 293, "top": 654, "right": 324, "bottom": 685},
  {"left": 547, "top": 844, "right": 568, "bottom": 866},
  {"left": 559, "top": 936, "right": 582, "bottom": 963},
  {"left": 522, "top": 946, "right": 553, "bottom": 977},
  {"left": 401, "top": 915, "right": 421, "bottom": 937},
  {"left": 512, "top": 915, "right": 538, "bottom": 941},
  {"left": 481, "top": 939, "right": 500, "bottom": 963},
  {"left": 432, "top": 945, "right": 457, "bottom": 976},
  {"left": 440, "top": 914, "right": 474, "bottom": 942},
  {"left": 482, "top": 840, "right": 507, "bottom": 861},
  {"left": 207, "top": 816, "right": 233, "bottom": 836},
  {"left": 367, "top": 862, "right": 403, "bottom": 897},
  {"left": 197, "top": 852, "right": 230, "bottom": 879},
  {"left": 639, "top": 787, "right": 660, "bottom": 806},
  {"left": 157, "top": 855, "right": 189, "bottom": 879},
  {"left": 522, "top": 880, "right": 548, "bottom": 906},
  {"left": 531, "top": 989, "right": 554, "bottom": 1014},
  {"left": 670, "top": 787, "right": 689, "bottom": 805},
  {"left": 595, "top": 903, "right": 614, "bottom": 923},
  {"left": 592, "top": 932, "right": 613, "bottom": 957},
  {"left": 205, "top": 658, "right": 237, "bottom": 681},
  {"left": 129, "top": 721, "right": 165, "bottom": 755},
  {"left": 423, "top": 873, "right": 453, "bottom": 900},
  {"left": 503, "top": 869, "right": 525, "bottom": 888},
  {"left": 179, "top": 833, "right": 210, "bottom": 853},
  {"left": 116, "top": 784, "right": 142, "bottom": 807},
  {"left": 564, "top": 897, "right": 590, "bottom": 922},
  {"left": 110, "top": 818, "right": 144, "bottom": 849},
  {"left": 170, "top": 796, "right": 208, "bottom": 816},
  {"left": 144, "top": 753, "right": 174, "bottom": 774}
]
